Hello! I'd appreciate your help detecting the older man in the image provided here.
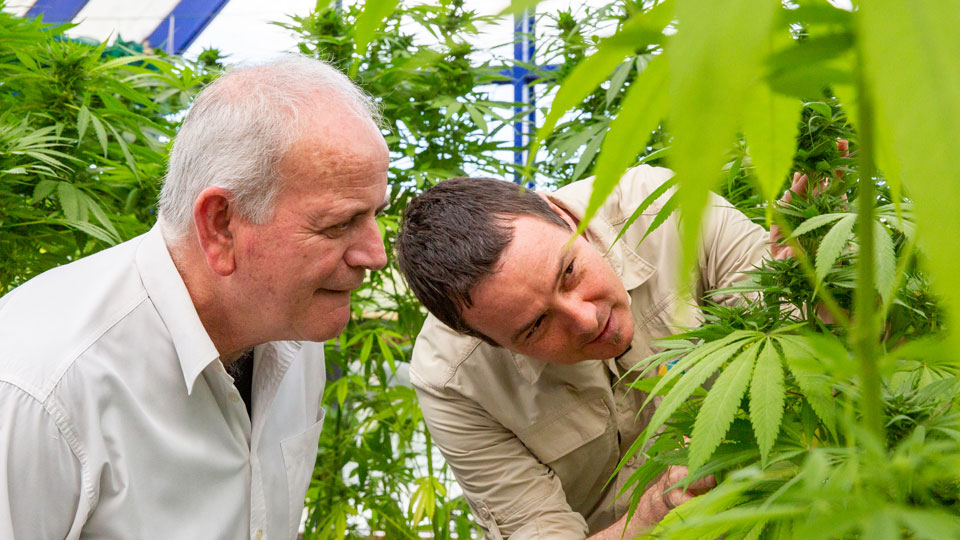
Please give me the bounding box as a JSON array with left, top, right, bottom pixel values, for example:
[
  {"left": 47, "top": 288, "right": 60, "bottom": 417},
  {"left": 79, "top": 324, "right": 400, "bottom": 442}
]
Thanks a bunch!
[
  {"left": 396, "top": 166, "right": 773, "bottom": 539},
  {"left": 0, "top": 57, "right": 389, "bottom": 539}
]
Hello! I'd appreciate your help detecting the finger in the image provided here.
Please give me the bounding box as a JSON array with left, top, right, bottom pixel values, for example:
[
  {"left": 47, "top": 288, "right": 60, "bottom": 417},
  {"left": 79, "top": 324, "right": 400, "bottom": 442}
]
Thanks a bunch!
[
  {"left": 665, "top": 465, "right": 689, "bottom": 484},
  {"left": 686, "top": 474, "right": 717, "bottom": 495},
  {"left": 769, "top": 224, "right": 783, "bottom": 243},
  {"left": 790, "top": 173, "right": 809, "bottom": 197},
  {"left": 664, "top": 489, "right": 686, "bottom": 510},
  {"left": 773, "top": 245, "right": 794, "bottom": 260},
  {"left": 837, "top": 139, "right": 849, "bottom": 156}
]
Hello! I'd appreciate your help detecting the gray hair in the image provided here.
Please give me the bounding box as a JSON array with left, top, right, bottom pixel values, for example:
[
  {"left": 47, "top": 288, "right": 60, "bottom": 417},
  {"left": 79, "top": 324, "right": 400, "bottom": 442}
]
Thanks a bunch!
[{"left": 158, "top": 55, "right": 381, "bottom": 240}]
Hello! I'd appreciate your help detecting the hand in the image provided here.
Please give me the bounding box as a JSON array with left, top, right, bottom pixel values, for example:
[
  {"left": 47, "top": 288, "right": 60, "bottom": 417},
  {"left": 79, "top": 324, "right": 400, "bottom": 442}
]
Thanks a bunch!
[
  {"left": 638, "top": 465, "right": 716, "bottom": 523},
  {"left": 769, "top": 139, "right": 849, "bottom": 260}
]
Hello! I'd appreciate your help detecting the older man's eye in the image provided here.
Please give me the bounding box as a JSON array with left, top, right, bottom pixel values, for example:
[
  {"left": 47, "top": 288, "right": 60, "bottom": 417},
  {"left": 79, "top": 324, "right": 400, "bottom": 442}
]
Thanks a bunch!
[
  {"left": 323, "top": 222, "right": 351, "bottom": 238},
  {"left": 564, "top": 261, "right": 575, "bottom": 277}
]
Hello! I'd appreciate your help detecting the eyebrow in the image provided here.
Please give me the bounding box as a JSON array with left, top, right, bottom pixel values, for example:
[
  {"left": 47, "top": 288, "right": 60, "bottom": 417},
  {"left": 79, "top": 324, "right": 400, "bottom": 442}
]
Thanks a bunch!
[
  {"left": 318, "top": 195, "right": 391, "bottom": 227},
  {"left": 510, "top": 250, "right": 571, "bottom": 345}
]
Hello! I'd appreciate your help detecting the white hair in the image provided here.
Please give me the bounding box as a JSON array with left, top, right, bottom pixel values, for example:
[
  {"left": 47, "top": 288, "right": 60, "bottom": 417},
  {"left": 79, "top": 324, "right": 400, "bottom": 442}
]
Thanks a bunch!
[{"left": 158, "top": 55, "right": 381, "bottom": 240}]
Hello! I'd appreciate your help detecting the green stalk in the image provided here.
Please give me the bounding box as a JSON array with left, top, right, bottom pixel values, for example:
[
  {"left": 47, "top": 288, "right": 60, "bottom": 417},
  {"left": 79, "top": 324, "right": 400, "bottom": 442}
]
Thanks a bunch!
[{"left": 854, "top": 60, "right": 884, "bottom": 441}]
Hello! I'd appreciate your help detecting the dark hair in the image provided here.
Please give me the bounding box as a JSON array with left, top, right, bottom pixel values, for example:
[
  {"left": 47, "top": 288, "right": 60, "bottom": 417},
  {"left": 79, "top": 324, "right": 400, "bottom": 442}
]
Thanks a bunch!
[{"left": 396, "top": 177, "right": 570, "bottom": 343}]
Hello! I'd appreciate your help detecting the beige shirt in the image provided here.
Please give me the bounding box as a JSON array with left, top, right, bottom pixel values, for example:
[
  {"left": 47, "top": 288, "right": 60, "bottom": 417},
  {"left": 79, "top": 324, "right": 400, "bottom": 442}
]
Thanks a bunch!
[
  {"left": 0, "top": 226, "right": 325, "bottom": 540},
  {"left": 410, "top": 166, "right": 769, "bottom": 540}
]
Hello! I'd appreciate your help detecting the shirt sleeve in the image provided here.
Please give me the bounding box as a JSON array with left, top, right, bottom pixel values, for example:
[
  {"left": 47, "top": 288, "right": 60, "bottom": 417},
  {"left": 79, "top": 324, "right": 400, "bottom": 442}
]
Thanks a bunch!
[
  {"left": 0, "top": 382, "right": 87, "bottom": 539},
  {"left": 697, "top": 191, "right": 770, "bottom": 305},
  {"left": 414, "top": 383, "right": 589, "bottom": 540}
]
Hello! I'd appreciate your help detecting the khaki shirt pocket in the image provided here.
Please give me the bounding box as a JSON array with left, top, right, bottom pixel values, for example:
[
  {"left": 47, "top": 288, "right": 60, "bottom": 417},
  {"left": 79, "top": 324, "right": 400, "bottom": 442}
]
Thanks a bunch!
[
  {"left": 519, "top": 395, "right": 610, "bottom": 463},
  {"left": 517, "top": 394, "right": 618, "bottom": 518}
]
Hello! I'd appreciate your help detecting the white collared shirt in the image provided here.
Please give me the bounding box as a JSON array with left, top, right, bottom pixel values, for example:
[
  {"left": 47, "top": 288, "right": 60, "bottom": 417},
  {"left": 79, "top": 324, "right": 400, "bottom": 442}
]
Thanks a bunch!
[{"left": 0, "top": 226, "right": 326, "bottom": 540}]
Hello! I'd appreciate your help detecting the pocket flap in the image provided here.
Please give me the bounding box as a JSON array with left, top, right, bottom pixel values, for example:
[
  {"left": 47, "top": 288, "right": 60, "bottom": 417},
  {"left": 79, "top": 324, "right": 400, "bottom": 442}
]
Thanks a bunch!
[{"left": 518, "top": 396, "right": 610, "bottom": 463}]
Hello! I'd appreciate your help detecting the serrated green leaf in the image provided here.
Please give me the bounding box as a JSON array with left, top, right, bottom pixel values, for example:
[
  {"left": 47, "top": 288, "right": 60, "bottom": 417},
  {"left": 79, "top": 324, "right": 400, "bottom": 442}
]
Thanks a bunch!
[
  {"left": 336, "top": 378, "right": 348, "bottom": 407},
  {"left": 88, "top": 113, "right": 109, "bottom": 157},
  {"left": 860, "top": 2, "right": 960, "bottom": 354},
  {"left": 778, "top": 337, "right": 836, "bottom": 435},
  {"left": 669, "top": 0, "right": 778, "bottom": 295},
  {"left": 862, "top": 512, "right": 899, "bottom": 540},
  {"left": 13, "top": 49, "right": 38, "bottom": 71},
  {"left": 743, "top": 520, "right": 768, "bottom": 540},
  {"left": 606, "top": 58, "right": 633, "bottom": 107},
  {"left": 105, "top": 122, "right": 138, "bottom": 178},
  {"left": 743, "top": 80, "right": 802, "bottom": 207},
  {"left": 570, "top": 130, "right": 604, "bottom": 181},
  {"left": 815, "top": 214, "right": 856, "bottom": 285},
  {"left": 641, "top": 331, "right": 756, "bottom": 411},
  {"left": 633, "top": 337, "right": 749, "bottom": 466},
  {"left": 689, "top": 341, "right": 760, "bottom": 472},
  {"left": 531, "top": 46, "right": 633, "bottom": 165},
  {"left": 896, "top": 507, "right": 960, "bottom": 540},
  {"left": 526, "top": 0, "right": 675, "bottom": 163},
  {"left": 32, "top": 179, "right": 57, "bottom": 202},
  {"left": 788, "top": 212, "right": 850, "bottom": 239},
  {"left": 750, "top": 338, "right": 785, "bottom": 464},
  {"left": 464, "top": 103, "right": 488, "bottom": 135},
  {"left": 873, "top": 220, "right": 896, "bottom": 307},
  {"left": 359, "top": 333, "right": 374, "bottom": 362},
  {"left": 602, "top": 0, "right": 674, "bottom": 49},
  {"left": 637, "top": 192, "right": 679, "bottom": 249},
  {"left": 83, "top": 194, "right": 121, "bottom": 241},
  {"left": 349, "top": 0, "right": 401, "bottom": 79},
  {"left": 77, "top": 105, "right": 91, "bottom": 143},
  {"left": 58, "top": 219, "right": 118, "bottom": 245},
  {"left": 805, "top": 101, "right": 832, "bottom": 118},
  {"left": 577, "top": 53, "right": 668, "bottom": 236},
  {"left": 612, "top": 168, "right": 675, "bottom": 247},
  {"left": 376, "top": 334, "right": 397, "bottom": 374},
  {"left": 57, "top": 182, "right": 82, "bottom": 222}
]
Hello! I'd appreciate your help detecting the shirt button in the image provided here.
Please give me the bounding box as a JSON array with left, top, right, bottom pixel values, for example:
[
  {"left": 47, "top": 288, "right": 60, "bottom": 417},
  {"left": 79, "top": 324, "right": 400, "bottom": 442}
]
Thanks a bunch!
[
  {"left": 478, "top": 507, "right": 491, "bottom": 520},
  {"left": 229, "top": 393, "right": 241, "bottom": 403}
]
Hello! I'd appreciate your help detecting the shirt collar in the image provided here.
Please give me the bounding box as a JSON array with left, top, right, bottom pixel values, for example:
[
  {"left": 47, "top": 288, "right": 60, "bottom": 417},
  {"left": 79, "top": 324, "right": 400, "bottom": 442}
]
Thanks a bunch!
[
  {"left": 508, "top": 186, "right": 657, "bottom": 384},
  {"left": 136, "top": 225, "right": 221, "bottom": 395}
]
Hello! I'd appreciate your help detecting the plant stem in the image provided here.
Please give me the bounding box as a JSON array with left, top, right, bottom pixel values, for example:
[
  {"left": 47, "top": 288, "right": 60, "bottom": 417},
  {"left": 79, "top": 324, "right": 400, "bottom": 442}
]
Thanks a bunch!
[{"left": 854, "top": 60, "right": 884, "bottom": 441}]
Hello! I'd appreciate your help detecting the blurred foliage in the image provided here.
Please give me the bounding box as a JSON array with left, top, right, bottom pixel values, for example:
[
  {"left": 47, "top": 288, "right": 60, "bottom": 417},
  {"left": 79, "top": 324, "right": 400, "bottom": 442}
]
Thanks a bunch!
[
  {"left": 526, "top": 0, "right": 960, "bottom": 538},
  {"left": 0, "top": 7, "right": 218, "bottom": 294}
]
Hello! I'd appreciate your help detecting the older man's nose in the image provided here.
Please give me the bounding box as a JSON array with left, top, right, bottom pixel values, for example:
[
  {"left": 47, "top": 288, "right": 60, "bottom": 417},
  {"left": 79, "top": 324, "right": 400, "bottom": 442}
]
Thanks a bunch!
[{"left": 346, "top": 219, "right": 387, "bottom": 271}]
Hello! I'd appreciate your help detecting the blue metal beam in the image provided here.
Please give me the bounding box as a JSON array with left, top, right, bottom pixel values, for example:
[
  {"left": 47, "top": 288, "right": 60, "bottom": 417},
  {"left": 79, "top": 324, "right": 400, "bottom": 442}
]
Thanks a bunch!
[
  {"left": 511, "top": 10, "right": 535, "bottom": 184},
  {"left": 145, "top": 0, "right": 231, "bottom": 55},
  {"left": 26, "top": 0, "right": 91, "bottom": 24}
]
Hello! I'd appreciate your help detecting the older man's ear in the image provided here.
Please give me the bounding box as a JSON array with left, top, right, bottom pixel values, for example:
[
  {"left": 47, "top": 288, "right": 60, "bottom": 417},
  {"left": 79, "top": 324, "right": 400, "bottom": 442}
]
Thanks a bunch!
[{"left": 192, "top": 186, "right": 239, "bottom": 277}]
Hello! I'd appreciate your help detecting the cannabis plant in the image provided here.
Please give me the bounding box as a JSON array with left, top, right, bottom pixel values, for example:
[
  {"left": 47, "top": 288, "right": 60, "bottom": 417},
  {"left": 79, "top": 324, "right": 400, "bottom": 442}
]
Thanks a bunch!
[
  {"left": 0, "top": 6, "right": 215, "bottom": 293},
  {"left": 528, "top": 0, "right": 960, "bottom": 538}
]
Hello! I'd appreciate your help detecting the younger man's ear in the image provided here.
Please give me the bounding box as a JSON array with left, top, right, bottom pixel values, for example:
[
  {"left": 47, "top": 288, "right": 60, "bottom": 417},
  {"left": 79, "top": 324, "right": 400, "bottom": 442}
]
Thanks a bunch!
[
  {"left": 192, "top": 186, "right": 239, "bottom": 276},
  {"left": 538, "top": 193, "right": 579, "bottom": 230}
]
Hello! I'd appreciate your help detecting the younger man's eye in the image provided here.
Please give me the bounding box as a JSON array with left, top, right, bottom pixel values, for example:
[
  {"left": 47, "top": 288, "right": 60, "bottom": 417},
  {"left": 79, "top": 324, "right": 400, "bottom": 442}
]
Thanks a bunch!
[{"left": 527, "top": 315, "right": 545, "bottom": 340}]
